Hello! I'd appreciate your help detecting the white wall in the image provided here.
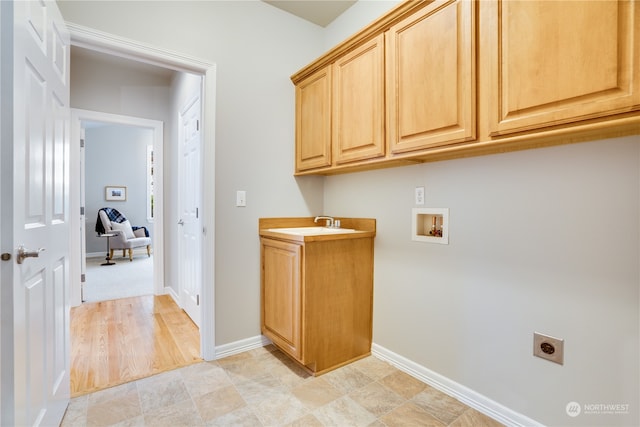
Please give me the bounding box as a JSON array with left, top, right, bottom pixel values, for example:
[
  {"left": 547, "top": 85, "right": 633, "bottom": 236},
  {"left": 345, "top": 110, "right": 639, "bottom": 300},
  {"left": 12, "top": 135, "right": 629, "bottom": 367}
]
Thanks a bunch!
[
  {"left": 58, "top": 0, "right": 325, "bottom": 344},
  {"left": 69, "top": 48, "right": 172, "bottom": 123},
  {"left": 85, "top": 125, "right": 153, "bottom": 254},
  {"left": 325, "top": 137, "right": 639, "bottom": 427}
]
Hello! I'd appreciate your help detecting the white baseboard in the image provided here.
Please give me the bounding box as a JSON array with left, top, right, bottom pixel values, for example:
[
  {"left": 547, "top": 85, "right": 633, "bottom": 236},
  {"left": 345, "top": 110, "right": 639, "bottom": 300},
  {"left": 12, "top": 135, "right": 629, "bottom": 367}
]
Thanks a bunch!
[
  {"left": 162, "top": 286, "right": 180, "bottom": 304},
  {"left": 214, "top": 335, "right": 272, "bottom": 360},
  {"left": 86, "top": 248, "right": 150, "bottom": 259},
  {"left": 86, "top": 252, "right": 106, "bottom": 258},
  {"left": 371, "top": 343, "right": 542, "bottom": 427}
]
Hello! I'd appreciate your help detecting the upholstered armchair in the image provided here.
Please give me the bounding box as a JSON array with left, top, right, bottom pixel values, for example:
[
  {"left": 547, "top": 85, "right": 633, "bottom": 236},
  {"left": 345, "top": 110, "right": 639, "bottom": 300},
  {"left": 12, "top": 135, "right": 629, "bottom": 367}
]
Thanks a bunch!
[{"left": 97, "top": 209, "right": 152, "bottom": 261}]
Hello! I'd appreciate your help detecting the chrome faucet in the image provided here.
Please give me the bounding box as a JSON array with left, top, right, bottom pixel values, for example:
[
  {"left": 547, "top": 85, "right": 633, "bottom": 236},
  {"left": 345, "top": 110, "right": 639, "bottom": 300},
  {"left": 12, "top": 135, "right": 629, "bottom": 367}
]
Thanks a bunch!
[{"left": 314, "top": 216, "right": 335, "bottom": 228}]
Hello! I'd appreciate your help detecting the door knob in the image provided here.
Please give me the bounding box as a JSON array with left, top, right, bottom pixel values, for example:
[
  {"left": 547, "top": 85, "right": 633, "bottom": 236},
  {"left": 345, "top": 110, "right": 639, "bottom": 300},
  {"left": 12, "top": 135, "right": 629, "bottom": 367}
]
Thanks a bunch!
[{"left": 17, "top": 246, "right": 45, "bottom": 264}]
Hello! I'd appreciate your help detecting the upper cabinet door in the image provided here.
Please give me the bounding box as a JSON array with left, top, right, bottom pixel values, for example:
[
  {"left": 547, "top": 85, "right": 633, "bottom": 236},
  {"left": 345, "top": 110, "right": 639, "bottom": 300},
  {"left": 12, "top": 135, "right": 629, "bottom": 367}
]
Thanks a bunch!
[
  {"left": 387, "top": 0, "right": 476, "bottom": 154},
  {"left": 333, "top": 34, "right": 385, "bottom": 164},
  {"left": 489, "top": 0, "right": 640, "bottom": 136},
  {"left": 295, "top": 66, "right": 332, "bottom": 172}
]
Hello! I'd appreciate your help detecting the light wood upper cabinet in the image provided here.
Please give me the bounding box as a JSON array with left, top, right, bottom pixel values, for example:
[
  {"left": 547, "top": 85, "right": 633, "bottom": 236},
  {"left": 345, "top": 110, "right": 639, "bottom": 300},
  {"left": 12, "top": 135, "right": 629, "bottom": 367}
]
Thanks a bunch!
[
  {"left": 295, "top": 66, "right": 332, "bottom": 172},
  {"left": 333, "top": 34, "right": 385, "bottom": 164},
  {"left": 291, "top": 0, "right": 639, "bottom": 175},
  {"left": 261, "top": 238, "right": 302, "bottom": 360},
  {"left": 489, "top": 0, "right": 640, "bottom": 136},
  {"left": 387, "top": 0, "right": 476, "bottom": 154}
]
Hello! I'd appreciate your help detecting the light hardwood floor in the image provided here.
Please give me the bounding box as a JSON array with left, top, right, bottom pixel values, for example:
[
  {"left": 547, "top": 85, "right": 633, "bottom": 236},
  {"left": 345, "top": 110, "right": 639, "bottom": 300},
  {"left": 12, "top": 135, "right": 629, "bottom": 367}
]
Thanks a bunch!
[{"left": 70, "top": 294, "right": 201, "bottom": 397}]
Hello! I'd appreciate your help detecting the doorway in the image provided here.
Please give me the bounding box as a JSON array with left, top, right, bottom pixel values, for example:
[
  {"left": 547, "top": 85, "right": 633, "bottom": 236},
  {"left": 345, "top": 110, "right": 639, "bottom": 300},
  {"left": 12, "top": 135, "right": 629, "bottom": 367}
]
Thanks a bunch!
[
  {"left": 68, "top": 24, "right": 216, "bottom": 360},
  {"left": 74, "top": 113, "right": 164, "bottom": 304}
]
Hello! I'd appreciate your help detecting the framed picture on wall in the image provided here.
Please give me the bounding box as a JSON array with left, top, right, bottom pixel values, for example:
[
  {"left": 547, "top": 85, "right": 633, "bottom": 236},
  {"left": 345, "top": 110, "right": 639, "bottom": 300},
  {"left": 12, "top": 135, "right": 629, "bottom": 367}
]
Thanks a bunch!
[{"left": 105, "top": 186, "right": 127, "bottom": 201}]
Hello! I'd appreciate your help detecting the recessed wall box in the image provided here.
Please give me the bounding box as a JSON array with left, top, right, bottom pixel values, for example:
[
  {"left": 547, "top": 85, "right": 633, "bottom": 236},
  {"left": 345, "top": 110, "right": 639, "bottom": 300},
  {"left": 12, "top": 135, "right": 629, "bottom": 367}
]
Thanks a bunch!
[{"left": 412, "top": 208, "right": 449, "bottom": 244}]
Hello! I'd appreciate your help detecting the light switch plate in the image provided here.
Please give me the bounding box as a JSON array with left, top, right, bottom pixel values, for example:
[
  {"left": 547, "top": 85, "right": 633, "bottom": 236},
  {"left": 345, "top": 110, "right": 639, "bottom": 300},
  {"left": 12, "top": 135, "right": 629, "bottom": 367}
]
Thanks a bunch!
[
  {"left": 236, "top": 190, "right": 246, "bottom": 207},
  {"left": 415, "top": 187, "right": 425, "bottom": 205}
]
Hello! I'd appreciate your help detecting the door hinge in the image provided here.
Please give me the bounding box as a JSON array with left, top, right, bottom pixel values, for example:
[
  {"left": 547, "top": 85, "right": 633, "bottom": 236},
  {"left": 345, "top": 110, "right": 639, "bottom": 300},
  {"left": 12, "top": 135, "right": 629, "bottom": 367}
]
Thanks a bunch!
[
  {"left": 80, "top": 138, "right": 85, "bottom": 148},
  {"left": 196, "top": 294, "right": 200, "bottom": 306},
  {"left": 196, "top": 120, "right": 199, "bottom": 131},
  {"left": 80, "top": 206, "right": 85, "bottom": 215},
  {"left": 196, "top": 207, "right": 199, "bottom": 219},
  {"left": 81, "top": 273, "right": 86, "bottom": 283}
]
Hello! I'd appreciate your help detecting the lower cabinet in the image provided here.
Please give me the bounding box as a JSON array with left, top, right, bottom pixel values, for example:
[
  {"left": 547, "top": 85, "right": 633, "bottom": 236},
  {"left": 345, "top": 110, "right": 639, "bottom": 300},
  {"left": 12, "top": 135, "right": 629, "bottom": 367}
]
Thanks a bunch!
[{"left": 260, "top": 235, "right": 374, "bottom": 375}]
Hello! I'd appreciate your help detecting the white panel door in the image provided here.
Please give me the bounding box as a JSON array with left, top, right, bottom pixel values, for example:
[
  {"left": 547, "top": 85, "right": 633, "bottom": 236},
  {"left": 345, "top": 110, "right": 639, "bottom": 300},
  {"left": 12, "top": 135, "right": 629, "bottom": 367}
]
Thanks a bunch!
[
  {"left": 0, "top": 1, "right": 71, "bottom": 426},
  {"left": 178, "top": 95, "right": 202, "bottom": 327}
]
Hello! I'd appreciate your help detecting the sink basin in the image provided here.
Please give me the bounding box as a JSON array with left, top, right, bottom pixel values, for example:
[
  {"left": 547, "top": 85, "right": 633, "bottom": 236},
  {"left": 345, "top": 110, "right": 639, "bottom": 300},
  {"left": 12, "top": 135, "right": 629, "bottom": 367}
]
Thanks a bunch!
[{"left": 268, "top": 227, "right": 356, "bottom": 236}]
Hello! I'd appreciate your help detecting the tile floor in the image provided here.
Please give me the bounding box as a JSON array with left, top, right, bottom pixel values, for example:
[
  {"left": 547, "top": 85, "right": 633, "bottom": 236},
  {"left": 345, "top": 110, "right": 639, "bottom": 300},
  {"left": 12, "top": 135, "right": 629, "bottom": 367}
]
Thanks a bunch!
[{"left": 61, "top": 345, "right": 504, "bottom": 427}]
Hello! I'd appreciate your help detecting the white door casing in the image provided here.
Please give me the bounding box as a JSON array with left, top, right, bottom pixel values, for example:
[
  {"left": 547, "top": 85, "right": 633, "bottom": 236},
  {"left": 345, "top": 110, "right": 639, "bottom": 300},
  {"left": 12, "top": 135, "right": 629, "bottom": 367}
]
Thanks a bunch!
[
  {"left": 178, "top": 94, "right": 202, "bottom": 327},
  {"left": 66, "top": 23, "right": 217, "bottom": 360},
  {"left": 80, "top": 127, "right": 86, "bottom": 301},
  {"left": 70, "top": 109, "right": 164, "bottom": 307},
  {"left": 0, "top": 1, "right": 71, "bottom": 425}
]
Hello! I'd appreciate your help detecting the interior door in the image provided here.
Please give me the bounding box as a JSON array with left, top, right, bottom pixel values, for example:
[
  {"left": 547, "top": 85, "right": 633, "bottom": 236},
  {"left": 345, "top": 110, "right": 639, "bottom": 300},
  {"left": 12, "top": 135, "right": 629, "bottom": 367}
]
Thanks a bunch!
[
  {"left": 178, "top": 94, "right": 202, "bottom": 327},
  {"left": 0, "top": 1, "right": 71, "bottom": 426}
]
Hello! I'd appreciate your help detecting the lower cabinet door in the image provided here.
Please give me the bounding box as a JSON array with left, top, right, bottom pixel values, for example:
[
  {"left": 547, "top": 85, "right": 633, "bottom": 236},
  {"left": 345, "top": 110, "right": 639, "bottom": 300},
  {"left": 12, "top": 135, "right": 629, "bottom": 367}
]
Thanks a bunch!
[{"left": 261, "top": 238, "right": 303, "bottom": 360}]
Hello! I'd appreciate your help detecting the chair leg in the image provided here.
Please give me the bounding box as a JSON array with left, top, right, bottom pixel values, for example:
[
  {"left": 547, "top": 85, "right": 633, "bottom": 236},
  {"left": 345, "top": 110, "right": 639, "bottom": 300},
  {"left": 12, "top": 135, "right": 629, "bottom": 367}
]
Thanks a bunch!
[
  {"left": 109, "top": 249, "right": 114, "bottom": 260},
  {"left": 128, "top": 249, "right": 133, "bottom": 261},
  {"left": 147, "top": 245, "right": 151, "bottom": 257},
  {"left": 122, "top": 249, "right": 126, "bottom": 258}
]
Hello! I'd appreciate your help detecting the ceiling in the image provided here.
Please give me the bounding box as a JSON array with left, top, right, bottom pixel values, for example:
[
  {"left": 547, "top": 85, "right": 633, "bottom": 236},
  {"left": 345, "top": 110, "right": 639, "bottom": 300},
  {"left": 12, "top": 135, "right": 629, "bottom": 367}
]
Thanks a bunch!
[{"left": 263, "top": 0, "right": 357, "bottom": 27}]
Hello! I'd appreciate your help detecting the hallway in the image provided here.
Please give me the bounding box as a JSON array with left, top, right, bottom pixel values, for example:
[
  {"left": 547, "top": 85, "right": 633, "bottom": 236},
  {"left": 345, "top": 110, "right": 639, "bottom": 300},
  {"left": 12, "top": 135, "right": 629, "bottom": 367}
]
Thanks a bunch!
[{"left": 70, "top": 294, "right": 201, "bottom": 397}]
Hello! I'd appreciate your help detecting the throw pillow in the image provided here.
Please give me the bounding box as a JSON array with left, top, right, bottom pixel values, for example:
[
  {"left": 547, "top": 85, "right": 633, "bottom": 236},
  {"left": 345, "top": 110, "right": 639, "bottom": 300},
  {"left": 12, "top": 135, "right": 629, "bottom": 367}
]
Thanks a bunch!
[{"left": 111, "top": 220, "right": 136, "bottom": 240}]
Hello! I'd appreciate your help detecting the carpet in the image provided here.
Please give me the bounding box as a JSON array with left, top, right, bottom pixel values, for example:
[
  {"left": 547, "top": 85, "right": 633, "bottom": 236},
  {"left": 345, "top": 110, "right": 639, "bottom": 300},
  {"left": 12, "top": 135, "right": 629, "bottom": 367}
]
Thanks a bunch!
[{"left": 83, "top": 253, "right": 154, "bottom": 303}]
